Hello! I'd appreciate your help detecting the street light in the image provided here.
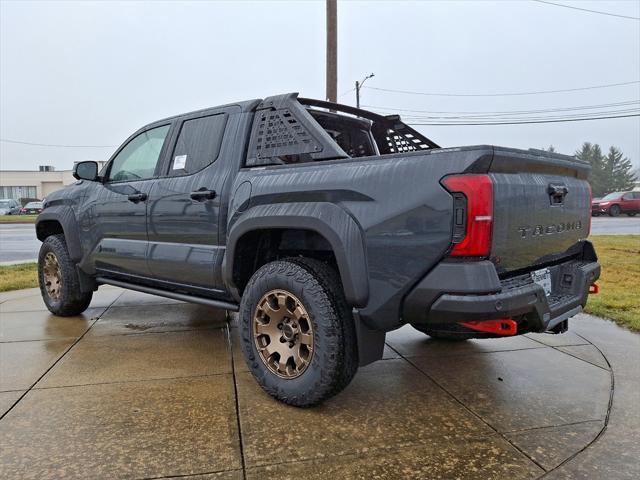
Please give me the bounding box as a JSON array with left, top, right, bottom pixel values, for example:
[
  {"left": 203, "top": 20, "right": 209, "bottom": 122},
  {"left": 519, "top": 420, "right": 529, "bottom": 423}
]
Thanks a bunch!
[{"left": 355, "top": 73, "right": 375, "bottom": 109}]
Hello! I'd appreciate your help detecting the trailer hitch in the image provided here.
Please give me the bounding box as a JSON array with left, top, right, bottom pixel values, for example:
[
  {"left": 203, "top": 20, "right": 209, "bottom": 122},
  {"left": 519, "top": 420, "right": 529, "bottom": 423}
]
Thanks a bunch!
[{"left": 458, "top": 319, "right": 518, "bottom": 336}]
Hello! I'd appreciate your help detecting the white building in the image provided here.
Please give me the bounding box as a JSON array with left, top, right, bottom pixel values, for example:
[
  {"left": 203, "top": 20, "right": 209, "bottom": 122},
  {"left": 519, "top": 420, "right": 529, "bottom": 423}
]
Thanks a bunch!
[{"left": 0, "top": 163, "right": 106, "bottom": 200}]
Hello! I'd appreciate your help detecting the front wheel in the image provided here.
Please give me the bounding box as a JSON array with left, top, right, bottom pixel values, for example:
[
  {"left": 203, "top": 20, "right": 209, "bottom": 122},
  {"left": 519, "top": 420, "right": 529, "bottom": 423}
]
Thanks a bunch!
[
  {"left": 38, "top": 234, "right": 93, "bottom": 316},
  {"left": 238, "top": 258, "right": 357, "bottom": 407},
  {"left": 627, "top": 212, "right": 637, "bottom": 217},
  {"left": 608, "top": 204, "right": 621, "bottom": 217}
]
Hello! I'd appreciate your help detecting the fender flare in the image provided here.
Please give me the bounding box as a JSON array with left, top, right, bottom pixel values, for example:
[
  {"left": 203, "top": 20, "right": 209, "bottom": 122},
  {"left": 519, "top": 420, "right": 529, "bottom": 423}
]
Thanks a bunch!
[
  {"left": 36, "top": 206, "right": 83, "bottom": 263},
  {"left": 224, "top": 202, "right": 369, "bottom": 307}
]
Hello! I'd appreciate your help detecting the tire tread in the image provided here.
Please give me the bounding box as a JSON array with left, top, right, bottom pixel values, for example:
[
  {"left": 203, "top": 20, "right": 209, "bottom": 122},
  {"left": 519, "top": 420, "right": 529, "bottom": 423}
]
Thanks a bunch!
[
  {"left": 38, "top": 234, "right": 92, "bottom": 316},
  {"left": 239, "top": 257, "right": 357, "bottom": 406}
]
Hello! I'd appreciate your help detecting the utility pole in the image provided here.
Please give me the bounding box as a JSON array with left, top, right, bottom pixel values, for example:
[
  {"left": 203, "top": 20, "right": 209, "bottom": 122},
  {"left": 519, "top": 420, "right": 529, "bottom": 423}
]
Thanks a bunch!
[
  {"left": 355, "top": 73, "right": 375, "bottom": 109},
  {"left": 326, "top": 0, "right": 337, "bottom": 102}
]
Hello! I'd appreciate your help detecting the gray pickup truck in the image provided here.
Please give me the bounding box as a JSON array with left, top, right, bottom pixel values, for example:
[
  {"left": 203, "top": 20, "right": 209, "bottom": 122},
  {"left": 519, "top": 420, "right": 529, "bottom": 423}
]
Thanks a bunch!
[{"left": 36, "top": 93, "right": 600, "bottom": 406}]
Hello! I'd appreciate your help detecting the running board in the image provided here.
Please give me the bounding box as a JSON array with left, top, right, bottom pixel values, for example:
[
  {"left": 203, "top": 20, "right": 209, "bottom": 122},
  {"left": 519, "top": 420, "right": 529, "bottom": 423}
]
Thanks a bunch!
[{"left": 96, "top": 277, "right": 239, "bottom": 312}]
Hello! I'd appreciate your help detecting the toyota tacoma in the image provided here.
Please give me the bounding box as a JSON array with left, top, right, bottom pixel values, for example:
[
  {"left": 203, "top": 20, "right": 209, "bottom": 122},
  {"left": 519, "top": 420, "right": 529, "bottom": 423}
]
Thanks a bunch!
[{"left": 36, "top": 93, "right": 600, "bottom": 406}]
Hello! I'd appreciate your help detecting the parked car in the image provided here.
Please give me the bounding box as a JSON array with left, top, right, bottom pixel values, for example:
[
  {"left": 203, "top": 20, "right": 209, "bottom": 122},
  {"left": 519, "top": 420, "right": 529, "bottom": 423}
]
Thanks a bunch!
[
  {"left": 592, "top": 191, "right": 640, "bottom": 216},
  {"left": 21, "top": 201, "right": 44, "bottom": 214},
  {"left": 35, "top": 93, "right": 600, "bottom": 406},
  {"left": 0, "top": 198, "right": 21, "bottom": 215}
]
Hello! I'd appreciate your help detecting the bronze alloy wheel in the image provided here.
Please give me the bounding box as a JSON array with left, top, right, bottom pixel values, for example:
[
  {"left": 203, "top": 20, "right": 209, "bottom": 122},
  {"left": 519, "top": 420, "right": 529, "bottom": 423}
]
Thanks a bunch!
[
  {"left": 43, "top": 252, "right": 62, "bottom": 300},
  {"left": 253, "top": 289, "right": 314, "bottom": 379}
]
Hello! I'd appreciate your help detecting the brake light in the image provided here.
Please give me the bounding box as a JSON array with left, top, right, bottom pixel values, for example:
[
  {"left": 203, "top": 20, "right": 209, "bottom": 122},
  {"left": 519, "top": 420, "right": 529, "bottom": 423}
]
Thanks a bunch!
[{"left": 442, "top": 174, "right": 493, "bottom": 257}]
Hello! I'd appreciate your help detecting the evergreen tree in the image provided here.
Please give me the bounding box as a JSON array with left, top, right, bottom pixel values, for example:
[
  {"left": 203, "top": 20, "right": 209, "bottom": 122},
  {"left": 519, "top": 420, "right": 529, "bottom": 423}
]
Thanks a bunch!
[
  {"left": 576, "top": 143, "right": 637, "bottom": 196},
  {"left": 576, "top": 143, "right": 606, "bottom": 196},
  {"left": 604, "top": 146, "right": 637, "bottom": 192}
]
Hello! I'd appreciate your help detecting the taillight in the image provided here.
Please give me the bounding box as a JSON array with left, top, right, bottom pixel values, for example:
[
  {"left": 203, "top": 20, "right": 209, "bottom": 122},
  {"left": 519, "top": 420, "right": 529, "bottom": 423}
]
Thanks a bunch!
[{"left": 442, "top": 174, "right": 493, "bottom": 257}]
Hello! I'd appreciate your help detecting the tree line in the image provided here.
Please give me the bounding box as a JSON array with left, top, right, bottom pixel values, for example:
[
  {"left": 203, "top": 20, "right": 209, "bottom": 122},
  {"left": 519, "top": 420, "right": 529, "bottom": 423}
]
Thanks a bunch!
[{"left": 546, "top": 144, "right": 637, "bottom": 197}]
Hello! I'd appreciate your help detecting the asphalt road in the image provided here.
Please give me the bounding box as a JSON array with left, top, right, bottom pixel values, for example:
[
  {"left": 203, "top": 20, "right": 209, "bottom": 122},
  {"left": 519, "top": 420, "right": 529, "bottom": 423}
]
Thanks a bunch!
[
  {"left": 590, "top": 216, "right": 640, "bottom": 235},
  {"left": 0, "top": 216, "right": 638, "bottom": 264},
  {"left": 0, "top": 223, "right": 40, "bottom": 263}
]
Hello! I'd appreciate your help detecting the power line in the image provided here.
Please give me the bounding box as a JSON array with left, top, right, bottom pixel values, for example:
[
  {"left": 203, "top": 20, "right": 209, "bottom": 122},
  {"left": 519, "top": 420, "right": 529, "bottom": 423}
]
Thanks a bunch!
[
  {"left": 0, "top": 138, "right": 117, "bottom": 148},
  {"left": 363, "top": 100, "right": 640, "bottom": 117},
  {"left": 532, "top": 0, "right": 640, "bottom": 21},
  {"left": 338, "top": 87, "right": 355, "bottom": 98},
  {"left": 408, "top": 113, "right": 640, "bottom": 126},
  {"left": 400, "top": 108, "right": 640, "bottom": 122},
  {"left": 398, "top": 105, "right": 639, "bottom": 121},
  {"left": 381, "top": 106, "right": 640, "bottom": 120},
  {"left": 363, "top": 80, "right": 640, "bottom": 97}
]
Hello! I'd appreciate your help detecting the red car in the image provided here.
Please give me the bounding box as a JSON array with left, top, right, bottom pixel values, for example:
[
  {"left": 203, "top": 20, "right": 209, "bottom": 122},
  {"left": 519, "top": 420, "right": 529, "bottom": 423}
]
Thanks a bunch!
[
  {"left": 20, "top": 201, "right": 44, "bottom": 215},
  {"left": 592, "top": 191, "right": 640, "bottom": 217}
]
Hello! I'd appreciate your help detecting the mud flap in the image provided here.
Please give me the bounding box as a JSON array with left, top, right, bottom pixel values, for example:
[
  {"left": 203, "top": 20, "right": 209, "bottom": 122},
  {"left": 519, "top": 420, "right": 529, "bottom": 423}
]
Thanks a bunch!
[{"left": 353, "top": 309, "right": 386, "bottom": 366}]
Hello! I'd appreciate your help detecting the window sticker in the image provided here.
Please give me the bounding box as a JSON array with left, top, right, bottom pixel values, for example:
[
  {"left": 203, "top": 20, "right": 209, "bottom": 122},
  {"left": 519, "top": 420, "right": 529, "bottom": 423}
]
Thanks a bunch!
[{"left": 173, "top": 154, "right": 187, "bottom": 170}]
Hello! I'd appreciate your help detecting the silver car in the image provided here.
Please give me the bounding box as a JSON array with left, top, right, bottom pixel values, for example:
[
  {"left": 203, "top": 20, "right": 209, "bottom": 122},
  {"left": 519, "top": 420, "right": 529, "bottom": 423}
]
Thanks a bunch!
[{"left": 0, "top": 198, "right": 21, "bottom": 215}]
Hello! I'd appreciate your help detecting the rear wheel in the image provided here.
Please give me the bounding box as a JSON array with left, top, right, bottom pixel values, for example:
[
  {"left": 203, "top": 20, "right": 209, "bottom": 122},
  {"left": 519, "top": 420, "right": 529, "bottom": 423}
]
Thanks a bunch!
[
  {"left": 608, "top": 204, "right": 621, "bottom": 217},
  {"left": 238, "top": 258, "right": 357, "bottom": 406},
  {"left": 627, "top": 212, "right": 637, "bottom": 217},
  {"left": 38, "top": 234, "right": 93, "bottom": 316}
]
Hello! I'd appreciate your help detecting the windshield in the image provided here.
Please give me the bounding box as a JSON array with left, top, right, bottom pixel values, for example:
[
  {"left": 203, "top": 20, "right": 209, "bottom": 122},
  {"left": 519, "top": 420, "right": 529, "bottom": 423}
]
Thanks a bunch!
[
  {"left": 601, "top": 192, "right": 624, "bottom": 201},
  {"left": 25, "top": 202, "right": 42, "bottom": 208}
]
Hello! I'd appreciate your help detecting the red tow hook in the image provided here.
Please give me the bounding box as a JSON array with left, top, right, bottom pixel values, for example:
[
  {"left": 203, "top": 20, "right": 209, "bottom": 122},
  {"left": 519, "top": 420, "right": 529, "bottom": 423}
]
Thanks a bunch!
[
  {"left": 458, "top": 319, "right": 518, "bottom": 336},
  {"left": 589, "top": 283, "right": 599, "bottom": 294}
]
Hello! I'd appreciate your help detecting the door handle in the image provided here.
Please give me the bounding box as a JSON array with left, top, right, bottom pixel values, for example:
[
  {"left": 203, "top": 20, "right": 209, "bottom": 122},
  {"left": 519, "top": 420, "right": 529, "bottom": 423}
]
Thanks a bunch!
[
  {"left": 127, "top": 192, "right": 148, "bottom": 203},
  {"left": 190, "top": 188, "right": 216, "bottom": 201}
]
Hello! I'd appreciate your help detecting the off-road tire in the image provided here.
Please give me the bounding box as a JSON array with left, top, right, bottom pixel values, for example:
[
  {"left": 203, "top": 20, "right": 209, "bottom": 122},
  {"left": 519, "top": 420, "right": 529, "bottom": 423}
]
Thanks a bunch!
[
  {"left": 239, "top": 258, "right": 358, "bottom": 407},
  {"left": 38, "top": 234, "right": 93, "bottom": 316},
  {"left": 411, "top": 323, "right": 474, "bottom": 341},
  {"left": 608, "top": 204, "right": 621, "bottom": 217}
]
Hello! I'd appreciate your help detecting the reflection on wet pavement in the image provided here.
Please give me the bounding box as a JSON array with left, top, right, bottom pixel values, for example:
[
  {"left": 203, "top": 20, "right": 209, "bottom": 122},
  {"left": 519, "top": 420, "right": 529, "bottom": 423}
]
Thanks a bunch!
[{"left": 0, "top": 288, "right": 637, "bottom": 479}]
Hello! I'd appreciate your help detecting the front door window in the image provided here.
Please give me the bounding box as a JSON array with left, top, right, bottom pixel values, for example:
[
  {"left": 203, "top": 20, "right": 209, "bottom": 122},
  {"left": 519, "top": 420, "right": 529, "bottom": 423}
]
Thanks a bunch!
[{"left": 107, "top": 125, "right": 170, "bottom": 182}]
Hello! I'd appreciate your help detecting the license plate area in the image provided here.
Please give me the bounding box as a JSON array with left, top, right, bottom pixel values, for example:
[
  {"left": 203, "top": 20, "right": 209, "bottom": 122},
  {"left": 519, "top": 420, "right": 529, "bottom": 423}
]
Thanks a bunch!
[{"left": 531, "top": 268, "right": 552, "bottom": 296}]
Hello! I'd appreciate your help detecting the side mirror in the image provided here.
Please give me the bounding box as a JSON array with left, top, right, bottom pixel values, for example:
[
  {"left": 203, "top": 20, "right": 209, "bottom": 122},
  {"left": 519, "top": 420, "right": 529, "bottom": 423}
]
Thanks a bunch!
[{"left": 73, "top": 161, "right": 99, "bottom": 181}]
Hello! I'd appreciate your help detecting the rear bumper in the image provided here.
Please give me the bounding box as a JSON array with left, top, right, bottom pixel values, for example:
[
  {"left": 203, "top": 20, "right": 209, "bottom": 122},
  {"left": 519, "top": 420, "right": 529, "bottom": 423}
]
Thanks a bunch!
[{"left": 403, "top": 241, "right": 600, "bottom": 333}]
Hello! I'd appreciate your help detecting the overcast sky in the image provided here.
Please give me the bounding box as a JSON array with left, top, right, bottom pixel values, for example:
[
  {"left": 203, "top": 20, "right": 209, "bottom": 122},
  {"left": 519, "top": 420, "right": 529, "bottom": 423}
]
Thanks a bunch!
[{"left": 1, "top": 0, "right": 639, "bottom": 171}]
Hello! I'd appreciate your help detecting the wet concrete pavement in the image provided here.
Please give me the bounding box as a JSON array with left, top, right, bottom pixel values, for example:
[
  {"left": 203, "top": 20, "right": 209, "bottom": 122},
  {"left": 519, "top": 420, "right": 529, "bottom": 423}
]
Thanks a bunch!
[{"left": 1, "top": 287, "right": 638, "bottom": 479}]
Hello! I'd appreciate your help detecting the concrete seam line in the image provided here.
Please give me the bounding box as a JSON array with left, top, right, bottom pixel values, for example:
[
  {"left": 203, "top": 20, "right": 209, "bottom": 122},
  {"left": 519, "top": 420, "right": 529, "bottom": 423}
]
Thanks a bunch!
[
  {"left": 0, "top": 288, "right": 124, "bottom": 421},
  {"left": 539, "top": 332, "right": 616, "bottom": 478},
  {"left": 398, "top": 345, "right": 549, "bottom": 473},
  {"left": 226, "top": 317, "right": 248, "bottom": 480}
]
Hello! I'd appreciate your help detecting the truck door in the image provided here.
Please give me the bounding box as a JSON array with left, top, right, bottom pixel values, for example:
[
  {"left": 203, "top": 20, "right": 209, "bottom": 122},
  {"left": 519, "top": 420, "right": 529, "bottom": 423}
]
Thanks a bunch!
[
  {"left": 146, "top": 110, "right": 231, "bottom": 294},
  {"left": 90, "top": 124, "right": 171, "bottom": 278}
]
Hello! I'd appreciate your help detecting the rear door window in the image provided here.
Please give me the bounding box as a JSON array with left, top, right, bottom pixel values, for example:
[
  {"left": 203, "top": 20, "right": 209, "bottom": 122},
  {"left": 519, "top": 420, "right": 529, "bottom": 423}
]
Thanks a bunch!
[{"left": 168, "top": 114, "right": 227, "bottom": 176}]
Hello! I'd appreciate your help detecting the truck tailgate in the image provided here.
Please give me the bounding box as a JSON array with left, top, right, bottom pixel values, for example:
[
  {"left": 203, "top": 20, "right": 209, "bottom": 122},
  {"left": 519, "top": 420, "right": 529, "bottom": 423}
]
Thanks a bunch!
[{"left": 488, "top": 148, "right": 591, "bottom": 273}]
